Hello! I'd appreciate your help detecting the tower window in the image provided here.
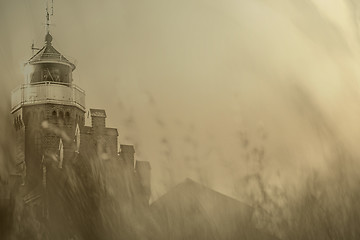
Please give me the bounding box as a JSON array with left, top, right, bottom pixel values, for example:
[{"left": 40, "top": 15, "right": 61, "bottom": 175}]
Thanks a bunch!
[
  {"left": 33, "top": 112, "right": 39, "bottom": 121},
  {"left": 65, "top": 112, "right": 70, "bottom": 121},
  {"left": 43, "top": 69, "right": 50, "bottom": 81},
  {"left": 52, "top": 68, "right": 61, "bottom": 82},
  {"left": 52, "top": 110, "right": 57, "bottom": 118}
]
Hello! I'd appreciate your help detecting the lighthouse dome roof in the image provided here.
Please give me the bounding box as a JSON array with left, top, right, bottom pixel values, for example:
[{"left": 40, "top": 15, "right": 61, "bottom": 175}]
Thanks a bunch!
[{"left": 27, "top": 33, "right": 76, "bottom": 71}]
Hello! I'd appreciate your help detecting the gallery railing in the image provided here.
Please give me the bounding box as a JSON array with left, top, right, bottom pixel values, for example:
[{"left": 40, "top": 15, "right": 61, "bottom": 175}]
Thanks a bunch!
[{"left": 11, "top": 81, "right": 85, "bottom": 113}]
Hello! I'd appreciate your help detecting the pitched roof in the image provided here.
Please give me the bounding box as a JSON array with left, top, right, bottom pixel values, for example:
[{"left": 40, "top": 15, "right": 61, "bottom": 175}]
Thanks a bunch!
[
  {"left": 150, "top": 178, "right": 279, "bottom": 240},
  {"left": 150, "top": 178, "right": 253, "bottom": 239},
  {"left": 27, "top": 33, "right": 76, "bottom": 70},
  {"left": 151, "top": 178, "right": 252, "bottom": 218}
]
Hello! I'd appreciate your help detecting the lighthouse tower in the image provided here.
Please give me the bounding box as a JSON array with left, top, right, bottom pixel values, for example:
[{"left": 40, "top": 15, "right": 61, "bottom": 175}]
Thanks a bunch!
[
  {"left": 11, "top": 25, "right": 85, "bottom": 197},
  {"left": 8, "top": 3, "right": 151, "bottom": 238}
]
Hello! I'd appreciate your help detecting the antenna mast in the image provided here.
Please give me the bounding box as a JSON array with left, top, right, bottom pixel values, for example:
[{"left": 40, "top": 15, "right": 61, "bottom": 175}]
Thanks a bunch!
[{"left": 45, "top": 0, "right": 54, "bottom": 34}]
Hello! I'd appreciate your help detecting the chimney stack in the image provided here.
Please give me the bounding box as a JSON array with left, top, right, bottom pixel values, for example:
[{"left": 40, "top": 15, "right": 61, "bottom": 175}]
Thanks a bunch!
[
  {"left": 135, "top": 161, "right": 151, "bottom": 203},
  {"left": 90, "top": 109, "right": 106, "bottom": 128},
  {"left": 120, "top": 144, "right": 135, "bottom": 167}
]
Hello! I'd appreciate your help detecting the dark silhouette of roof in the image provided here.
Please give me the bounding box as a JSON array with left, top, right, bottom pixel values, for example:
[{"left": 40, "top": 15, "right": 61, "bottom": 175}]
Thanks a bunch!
[
  {"left": 151, "top": 178, "right": 252, "bottom": 218},
  {"left": 150, "top": 178, "right": 278, "bottom": 240},
  {"left": 150, "top": 178, "right": 277, "bottom": 240}
]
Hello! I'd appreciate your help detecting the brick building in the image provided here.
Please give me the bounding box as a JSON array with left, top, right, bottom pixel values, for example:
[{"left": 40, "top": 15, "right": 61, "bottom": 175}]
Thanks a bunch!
[{"left": 8, "top": 28, "right": 151, "bottom": 239}]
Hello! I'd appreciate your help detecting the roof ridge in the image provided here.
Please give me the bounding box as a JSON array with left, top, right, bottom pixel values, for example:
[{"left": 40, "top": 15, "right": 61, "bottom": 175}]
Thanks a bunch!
[{"left": 150, "top": 177, "right": 253, "bottom": 212}]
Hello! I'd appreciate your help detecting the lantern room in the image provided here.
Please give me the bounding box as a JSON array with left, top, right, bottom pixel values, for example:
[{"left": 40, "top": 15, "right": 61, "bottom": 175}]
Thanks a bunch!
[{"left": 24, "top": 32, "right": 76, "bottom": 84}]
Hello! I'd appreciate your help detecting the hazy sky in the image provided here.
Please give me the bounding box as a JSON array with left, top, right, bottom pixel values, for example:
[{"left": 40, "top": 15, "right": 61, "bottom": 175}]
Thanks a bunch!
[{"left": 1, "top": 0, "right": 360, "bottom": 199}]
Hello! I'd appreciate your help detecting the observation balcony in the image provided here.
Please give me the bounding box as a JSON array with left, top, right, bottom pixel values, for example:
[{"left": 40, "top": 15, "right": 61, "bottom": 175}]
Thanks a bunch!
[{"left": 11, "top": 82, "right": 85, "bottom": 113}]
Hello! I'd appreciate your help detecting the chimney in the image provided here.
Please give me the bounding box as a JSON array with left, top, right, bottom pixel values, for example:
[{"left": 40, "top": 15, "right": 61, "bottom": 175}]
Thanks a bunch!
[
  {"left": 135, "top": 161, "right": 151, "bottom": 203},
  {"left": 90, "top": 109, "right": 106, "bottom": 128},
  {"left": 120, "top": 144, "right": 135, "bottom": 167}
]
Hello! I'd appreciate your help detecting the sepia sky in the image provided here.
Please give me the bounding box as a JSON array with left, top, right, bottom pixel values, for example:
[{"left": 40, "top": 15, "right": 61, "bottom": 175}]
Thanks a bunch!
[{"left": 1, "top": 0, "right": 360, "bottom": 199}]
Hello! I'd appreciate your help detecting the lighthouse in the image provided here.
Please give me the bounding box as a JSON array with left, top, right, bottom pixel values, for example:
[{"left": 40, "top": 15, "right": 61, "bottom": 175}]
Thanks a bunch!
[
  {"left": 8, "top": 3, "right": 151, "bottom": 238},
  {"left": 11, "top": 27, "right": 85, "bottom": 194}
]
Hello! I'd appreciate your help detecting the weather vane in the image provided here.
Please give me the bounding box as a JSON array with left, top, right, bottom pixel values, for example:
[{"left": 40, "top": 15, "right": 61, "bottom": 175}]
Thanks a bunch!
[{"left": 32, "top": 0, "right": 54, "bottom": 53}]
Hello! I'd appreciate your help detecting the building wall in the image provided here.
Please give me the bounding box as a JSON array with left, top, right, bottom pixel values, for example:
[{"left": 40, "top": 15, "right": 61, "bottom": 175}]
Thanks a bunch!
[
  {"left": 10, "top": 104, "right": 152, "bottom": 238},
  {"left": 12, "top": 104, "right": 85, "bottom": 190}
]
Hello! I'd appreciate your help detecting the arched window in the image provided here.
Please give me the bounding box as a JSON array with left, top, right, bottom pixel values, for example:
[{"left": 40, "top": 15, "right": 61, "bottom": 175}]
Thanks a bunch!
[
  {"left": 17, "top": 116, "right": 21, "bottom": 129},
  {"left": 65, "top": 112, "right": 70, "bottom": 121}
]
